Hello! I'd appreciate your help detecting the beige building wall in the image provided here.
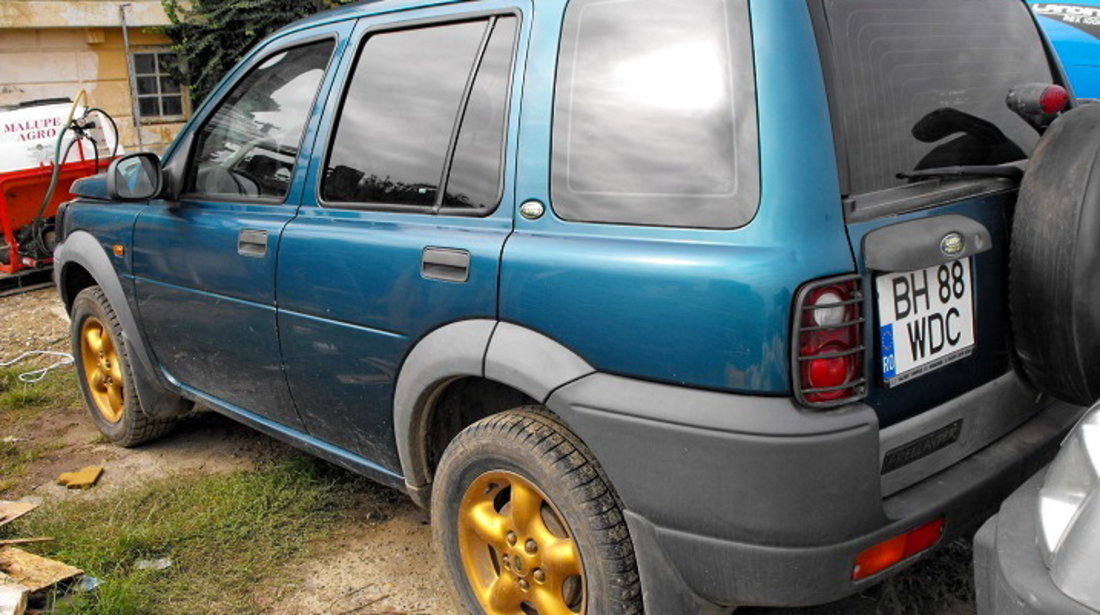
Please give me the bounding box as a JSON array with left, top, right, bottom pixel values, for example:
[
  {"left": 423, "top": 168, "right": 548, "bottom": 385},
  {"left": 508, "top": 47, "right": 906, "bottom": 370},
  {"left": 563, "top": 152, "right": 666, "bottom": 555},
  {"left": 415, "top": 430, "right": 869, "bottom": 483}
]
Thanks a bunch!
[{"left": 0, "top": 1, "right": 188, "bottom": 155}]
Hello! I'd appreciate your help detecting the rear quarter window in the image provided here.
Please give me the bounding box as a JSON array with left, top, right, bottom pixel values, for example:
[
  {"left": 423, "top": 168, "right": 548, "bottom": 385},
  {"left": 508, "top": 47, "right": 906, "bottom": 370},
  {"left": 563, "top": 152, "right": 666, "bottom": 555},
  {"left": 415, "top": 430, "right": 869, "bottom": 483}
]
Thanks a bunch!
[
  {"left": 551, "top": 0, "right": 758, "bottom": 229},
  {"left": 816, "top": 0, "right": 1056, "bottom": 196}
]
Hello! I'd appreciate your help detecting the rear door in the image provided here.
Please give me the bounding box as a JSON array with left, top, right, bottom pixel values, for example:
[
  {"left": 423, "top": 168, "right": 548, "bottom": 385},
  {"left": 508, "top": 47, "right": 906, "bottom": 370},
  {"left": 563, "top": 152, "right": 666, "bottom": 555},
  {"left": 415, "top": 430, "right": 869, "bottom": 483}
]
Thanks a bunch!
[
  {"left": 811, "top": 0, "right": 1061, "bottom": 426},
  {"left": 132, "top": 32, "right": 344, "bottom": 428},
  {"left": 275, "top": 3, "right": 528, "bottom": 470}
]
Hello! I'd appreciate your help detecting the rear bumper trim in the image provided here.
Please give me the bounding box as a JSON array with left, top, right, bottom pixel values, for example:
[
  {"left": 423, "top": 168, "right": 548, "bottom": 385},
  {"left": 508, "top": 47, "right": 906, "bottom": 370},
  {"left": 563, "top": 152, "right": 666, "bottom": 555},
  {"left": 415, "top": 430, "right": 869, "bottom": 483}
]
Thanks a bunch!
[
  {"left": 549, "top": 371, "right": 1085, "bottom": 608},
  {"left": 879, "top": 371, "right": 1046, "bottom": 497},
  {"left": 643, "top": 400, "right": 1083, "bottom": 607}
]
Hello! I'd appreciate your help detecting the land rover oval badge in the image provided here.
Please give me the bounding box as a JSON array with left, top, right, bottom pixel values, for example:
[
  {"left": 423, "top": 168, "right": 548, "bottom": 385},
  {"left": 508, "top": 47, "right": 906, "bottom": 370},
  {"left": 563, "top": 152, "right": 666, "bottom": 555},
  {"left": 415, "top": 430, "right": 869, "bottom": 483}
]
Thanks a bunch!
[{"left": 940, "top": 232, "right": 965, "bottom": 257}]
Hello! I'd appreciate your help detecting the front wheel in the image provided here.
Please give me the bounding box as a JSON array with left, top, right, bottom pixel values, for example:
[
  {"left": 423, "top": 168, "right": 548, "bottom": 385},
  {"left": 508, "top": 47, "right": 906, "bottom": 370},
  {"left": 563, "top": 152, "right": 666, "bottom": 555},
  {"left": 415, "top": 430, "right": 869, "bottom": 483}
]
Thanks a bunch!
[
  {"left": 70, "top": 286, "right": 178, "bottom": 447},
  {"left": 432, "top": 408, "right": 643, "bottom": 615}
]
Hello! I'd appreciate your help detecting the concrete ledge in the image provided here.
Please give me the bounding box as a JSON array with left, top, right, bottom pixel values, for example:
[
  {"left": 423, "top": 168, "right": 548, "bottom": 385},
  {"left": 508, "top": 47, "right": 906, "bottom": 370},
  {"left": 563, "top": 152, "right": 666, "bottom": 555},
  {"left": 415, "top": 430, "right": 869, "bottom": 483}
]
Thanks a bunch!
[{"left": 0, "top": 2, "right": 170, "bottom": 29}]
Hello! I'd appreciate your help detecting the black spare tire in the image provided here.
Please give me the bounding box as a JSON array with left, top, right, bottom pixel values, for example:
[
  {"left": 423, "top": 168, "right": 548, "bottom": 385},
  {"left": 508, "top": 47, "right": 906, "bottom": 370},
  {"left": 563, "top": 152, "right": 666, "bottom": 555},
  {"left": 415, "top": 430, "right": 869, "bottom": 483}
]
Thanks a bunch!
[{"left": 1012, "top": 104, "right": 1100, "bottom": 406}]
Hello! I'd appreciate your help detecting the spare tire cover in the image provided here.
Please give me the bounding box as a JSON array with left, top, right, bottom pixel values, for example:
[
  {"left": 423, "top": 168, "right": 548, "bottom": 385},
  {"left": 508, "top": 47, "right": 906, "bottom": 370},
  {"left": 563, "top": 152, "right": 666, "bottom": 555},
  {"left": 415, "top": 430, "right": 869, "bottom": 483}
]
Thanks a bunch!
[{"left": 1011, "top": 104, "right": 1100, "bottom": 406}]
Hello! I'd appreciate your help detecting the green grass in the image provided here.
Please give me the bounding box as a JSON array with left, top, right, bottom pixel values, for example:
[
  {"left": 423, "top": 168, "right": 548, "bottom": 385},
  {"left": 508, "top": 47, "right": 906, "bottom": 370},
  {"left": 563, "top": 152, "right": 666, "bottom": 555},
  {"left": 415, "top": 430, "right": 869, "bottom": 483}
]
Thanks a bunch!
[
  {"left": 0, "top": 366, "right": 82, "bottom": 494},
  {"left": 0, "top": 437, "right": 49, "bottom": 493},
  {"left": 1, "top": 457, "right": 377, "bottom": 615},
  {"left": 0, "top": 366, "right": 82, "bottom": 415}
]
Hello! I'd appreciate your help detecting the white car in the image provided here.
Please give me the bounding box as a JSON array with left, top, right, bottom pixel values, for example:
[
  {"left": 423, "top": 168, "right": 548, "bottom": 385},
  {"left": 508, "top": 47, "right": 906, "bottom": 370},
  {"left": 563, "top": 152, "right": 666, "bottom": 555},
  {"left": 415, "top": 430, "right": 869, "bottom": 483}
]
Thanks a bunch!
[{"left": 975, "top": 403, "right": 1100, "bottom": 614}]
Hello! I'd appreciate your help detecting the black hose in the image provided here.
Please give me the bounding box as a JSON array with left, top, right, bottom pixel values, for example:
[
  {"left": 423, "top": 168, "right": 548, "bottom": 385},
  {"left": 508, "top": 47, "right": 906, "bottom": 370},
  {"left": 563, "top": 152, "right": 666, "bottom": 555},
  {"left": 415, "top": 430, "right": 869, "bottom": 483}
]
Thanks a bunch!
[
  {"left": 86, "top": 135, "right": 100, "bottom": 174},
  {"left": 31, "top": 137, "right": 82, "bottom": 257},
  {"left": 86, "top": 107, "right": 120, "bottom": 159},
  {"left": 32, "top": 126, "right": 71, "bottom": 225},
  {"left": 27, "top": 106, "right": 120, "bottom": 260},
  {"left": 31, "top": 108, "right": 118, "bottom": 223}
]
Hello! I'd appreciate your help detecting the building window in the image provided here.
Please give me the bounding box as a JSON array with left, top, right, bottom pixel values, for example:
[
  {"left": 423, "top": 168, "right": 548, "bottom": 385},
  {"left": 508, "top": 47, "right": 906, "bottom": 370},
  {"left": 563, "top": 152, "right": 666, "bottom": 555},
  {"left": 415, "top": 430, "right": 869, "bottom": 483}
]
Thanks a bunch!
[{"left": 132, "top": 51, "right": 186, "bottom": 122}]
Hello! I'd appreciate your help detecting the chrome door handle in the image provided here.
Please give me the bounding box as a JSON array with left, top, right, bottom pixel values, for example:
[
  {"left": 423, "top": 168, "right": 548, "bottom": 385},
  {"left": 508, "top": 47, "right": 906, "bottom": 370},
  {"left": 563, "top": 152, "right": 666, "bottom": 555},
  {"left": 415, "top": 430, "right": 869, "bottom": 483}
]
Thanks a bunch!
[{"left": 237, "top": 229, "right": 268, "bottom": 258}]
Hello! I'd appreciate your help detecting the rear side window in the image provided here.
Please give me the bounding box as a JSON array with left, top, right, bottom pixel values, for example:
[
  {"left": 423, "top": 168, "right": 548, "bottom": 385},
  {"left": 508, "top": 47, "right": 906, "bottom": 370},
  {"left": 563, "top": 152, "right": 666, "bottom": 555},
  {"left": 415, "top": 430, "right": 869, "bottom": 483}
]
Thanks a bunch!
[
  {"left": 444, "top": 18, "right": 518, "bottom": 209},
  {"left": 322, "top": 17, "right": 518, "bottom": 211},
  {"left": 552, "top": 0, "right": 759, "bottom": 229},
  {"left": 817, "top": 0, "right": 1056, "bottom": 196},
  {"left": 187, "top": 40, "right": 334, "bottom": 201}
]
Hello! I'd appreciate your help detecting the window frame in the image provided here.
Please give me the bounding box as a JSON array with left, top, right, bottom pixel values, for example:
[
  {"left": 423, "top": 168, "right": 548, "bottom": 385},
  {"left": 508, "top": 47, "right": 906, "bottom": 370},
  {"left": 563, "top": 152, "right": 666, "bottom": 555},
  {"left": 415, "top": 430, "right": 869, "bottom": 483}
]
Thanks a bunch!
[
  {"left": 178, "top": 34, "right": 341, "bottom": 206},
  {"left": 316, "top": 9, "right": 522, "bottom": 216},
  {"left": 548, "top": 0, "right": 761, "bottom": 230},
  {"left": 805, "top": 0, "right": 1070, "bottom": 222},
  {"left": 131, "top": 49, "right": 189, "bottom": 124}
]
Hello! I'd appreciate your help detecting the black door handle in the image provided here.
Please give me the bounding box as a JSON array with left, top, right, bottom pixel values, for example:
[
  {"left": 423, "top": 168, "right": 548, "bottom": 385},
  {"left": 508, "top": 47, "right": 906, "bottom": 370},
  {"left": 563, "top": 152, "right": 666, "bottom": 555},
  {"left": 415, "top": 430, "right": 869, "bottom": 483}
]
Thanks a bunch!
[
  {"left": 422, "top": 247, "right": 470, "bottom": 282},
  {"left": 237, "top": 229, "right": 268, "bottom": 258}
]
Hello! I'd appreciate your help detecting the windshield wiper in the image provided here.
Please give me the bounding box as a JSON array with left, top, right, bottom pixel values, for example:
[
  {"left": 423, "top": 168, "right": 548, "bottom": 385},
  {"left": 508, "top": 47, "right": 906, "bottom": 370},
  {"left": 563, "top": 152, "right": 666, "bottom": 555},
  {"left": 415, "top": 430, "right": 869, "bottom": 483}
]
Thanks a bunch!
[{"left": 897, "top": 164, "right": 1024, "bottom": 182}]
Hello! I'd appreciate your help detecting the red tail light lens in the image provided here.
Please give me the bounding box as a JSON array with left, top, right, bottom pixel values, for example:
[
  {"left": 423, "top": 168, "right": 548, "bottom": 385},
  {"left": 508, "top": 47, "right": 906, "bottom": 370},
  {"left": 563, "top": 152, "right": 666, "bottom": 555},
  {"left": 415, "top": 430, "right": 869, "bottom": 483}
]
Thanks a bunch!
[
  {"left": 852, "top": 517, "right": 945, "bottom": 581},
  {"left": 793, "top": 275, "right": 867, "bottom": 408},
  {"left": 1040, "top": 84, "right": 1069, "bottom": 115}
]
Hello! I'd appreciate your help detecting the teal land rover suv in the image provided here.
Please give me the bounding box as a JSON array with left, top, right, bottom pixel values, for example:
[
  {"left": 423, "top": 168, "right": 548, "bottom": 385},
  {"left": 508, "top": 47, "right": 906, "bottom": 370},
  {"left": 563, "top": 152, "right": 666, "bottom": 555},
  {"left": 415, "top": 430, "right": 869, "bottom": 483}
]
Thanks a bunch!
[{"left": 55, "top": 0, "right": 1100, "bottom": 612}]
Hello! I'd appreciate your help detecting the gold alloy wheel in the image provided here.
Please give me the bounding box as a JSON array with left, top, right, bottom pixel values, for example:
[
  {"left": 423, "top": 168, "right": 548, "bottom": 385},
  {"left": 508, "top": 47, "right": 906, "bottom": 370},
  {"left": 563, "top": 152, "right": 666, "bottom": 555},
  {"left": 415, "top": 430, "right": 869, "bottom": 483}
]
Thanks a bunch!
[
  {"left": 80, "top": 316, "right": 124, "bottom": 423},
  {"left": 458, "top": 470, "right": 586, "bottom": 615}
]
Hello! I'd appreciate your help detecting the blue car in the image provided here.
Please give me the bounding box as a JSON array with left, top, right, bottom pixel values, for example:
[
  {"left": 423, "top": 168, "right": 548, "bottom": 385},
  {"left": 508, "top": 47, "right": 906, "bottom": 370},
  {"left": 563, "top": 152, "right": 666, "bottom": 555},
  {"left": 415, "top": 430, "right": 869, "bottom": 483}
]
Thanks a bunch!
[
  {"left": 53, "top": 0, "right": 1100, "bottom": 612},
  {"left": 1029, "top": 1, "right": 1100, "bottom": 98}
]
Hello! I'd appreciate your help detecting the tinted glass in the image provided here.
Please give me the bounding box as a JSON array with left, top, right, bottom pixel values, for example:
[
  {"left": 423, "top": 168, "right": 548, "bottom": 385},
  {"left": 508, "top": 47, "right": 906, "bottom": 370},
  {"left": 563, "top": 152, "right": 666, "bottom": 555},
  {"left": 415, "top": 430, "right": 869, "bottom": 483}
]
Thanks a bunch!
[
  {"left": 139, "top": 97, "right": 159, "bottom": 117},
  {"left": 322, "top": 21, "right": 490, "bottom": 207},
  {"left": 163, "top": 96, "right": 183, "bottom": 117},
  {"left": 134, "top": 53, "right": 156, "bottom": 74},
  {"left": 443, "top": 17, "right": 517, "bottom": 210},
  {"left": 552, "top": 0, "right": 758, "bottom": 229},
  {"left": 161, "top": 77, "right": 181, "bottom": 94},
  {"left": 132, "top": 52, "right": 185, "bottom": 120},
  {"left": 137, "top": 77, "right": 157, "bottom": 95},
  {"left": 821, "top": 0, "right": 1055, "bottom": 195},
  {"left": 187, "top": 41, "right": 334, "bottom": 200}
]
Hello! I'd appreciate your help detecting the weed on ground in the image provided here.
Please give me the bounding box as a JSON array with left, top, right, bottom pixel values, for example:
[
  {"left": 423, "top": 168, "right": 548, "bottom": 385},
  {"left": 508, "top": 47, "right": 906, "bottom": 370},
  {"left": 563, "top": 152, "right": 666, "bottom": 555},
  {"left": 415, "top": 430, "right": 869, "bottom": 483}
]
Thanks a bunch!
[
  {"left": 0, "top": 457, "right": 378, "bottom": 615},
  {"left": 0, "top": 366, "right": 81, "bottom": 415},
  {"left": 0, "top": 366, "right": 81, "bottom": 493}
]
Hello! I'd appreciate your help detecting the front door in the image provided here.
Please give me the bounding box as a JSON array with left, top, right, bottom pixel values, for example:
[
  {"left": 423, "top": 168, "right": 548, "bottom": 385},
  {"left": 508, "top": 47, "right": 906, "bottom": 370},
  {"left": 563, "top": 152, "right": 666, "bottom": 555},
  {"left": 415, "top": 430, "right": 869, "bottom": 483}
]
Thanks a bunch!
[
  {"left": 132, "top": 32, "right": 345, "bottom": 428},
  {"left": 276, "top": 4, "right": 528, "bottom": 470}
]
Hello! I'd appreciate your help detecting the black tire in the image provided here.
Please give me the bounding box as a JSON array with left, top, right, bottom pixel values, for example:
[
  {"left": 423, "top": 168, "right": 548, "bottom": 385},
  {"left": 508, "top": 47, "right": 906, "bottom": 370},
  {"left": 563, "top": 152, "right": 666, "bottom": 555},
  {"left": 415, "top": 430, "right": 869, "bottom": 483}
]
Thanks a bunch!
[
  {"left": 70, "top": 286, "right": 178, "bottom": 446},
  {"left": 1011, "top": 104, "right": 1100, "bottom": 406},
  {"left": 432, "top": 407, "right": 643, "bottom": 615}
]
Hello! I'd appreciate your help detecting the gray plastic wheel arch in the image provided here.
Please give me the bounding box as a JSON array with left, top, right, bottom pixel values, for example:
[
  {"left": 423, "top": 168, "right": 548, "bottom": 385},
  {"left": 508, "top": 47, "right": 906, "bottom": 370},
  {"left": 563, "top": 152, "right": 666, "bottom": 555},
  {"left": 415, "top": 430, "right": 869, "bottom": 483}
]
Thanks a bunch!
[
  {"left": 393, "top": 320, "right": 596, "bottom": 498},
  {"left": 54, "top": 231, "right": 188, "bottom": 419}
]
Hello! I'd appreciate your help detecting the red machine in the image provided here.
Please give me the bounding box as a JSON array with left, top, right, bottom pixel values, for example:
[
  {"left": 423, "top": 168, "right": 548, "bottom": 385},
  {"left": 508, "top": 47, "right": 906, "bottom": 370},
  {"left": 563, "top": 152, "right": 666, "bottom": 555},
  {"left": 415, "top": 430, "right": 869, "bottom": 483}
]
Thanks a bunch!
[
  {"left": 0, "top": 96, "right": 119, "bottom": 280},
  {"left": 0, "top": 159, "right": 103, "bottom": 274}
]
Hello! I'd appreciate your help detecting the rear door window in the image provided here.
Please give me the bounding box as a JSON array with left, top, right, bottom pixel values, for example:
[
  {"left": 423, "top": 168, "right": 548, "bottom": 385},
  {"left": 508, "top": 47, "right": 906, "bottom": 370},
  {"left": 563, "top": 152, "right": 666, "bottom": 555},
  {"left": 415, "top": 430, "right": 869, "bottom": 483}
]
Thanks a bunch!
[
  {"left": 816, "top": 0, "right": 1056, "bottom": 196},
  {"left": 322, "top": 17, "right": 518, "bottom": 212},
  {"left": 444, "top": 17, "right": 518, "bottom": 210},
  {"left": 551, "top": 0, "right": 758, "bottom": 229}
]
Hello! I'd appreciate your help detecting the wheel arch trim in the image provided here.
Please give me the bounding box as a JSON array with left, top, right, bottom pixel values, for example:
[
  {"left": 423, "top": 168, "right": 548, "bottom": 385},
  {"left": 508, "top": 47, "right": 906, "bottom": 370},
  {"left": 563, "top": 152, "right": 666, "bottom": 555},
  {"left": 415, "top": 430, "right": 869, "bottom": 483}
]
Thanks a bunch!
[
  {"left": 394, "top": 319, "right": 596, "bottom": 494},
  {"left": 55, "top": 231, "right": 186, "bottom": 418}
]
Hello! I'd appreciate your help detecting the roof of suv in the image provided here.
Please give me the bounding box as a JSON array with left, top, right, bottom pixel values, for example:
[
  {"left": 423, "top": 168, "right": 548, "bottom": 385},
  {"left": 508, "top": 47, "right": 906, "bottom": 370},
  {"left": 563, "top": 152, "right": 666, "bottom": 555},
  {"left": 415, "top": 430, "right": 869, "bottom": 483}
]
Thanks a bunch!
[{"left": 274, "top": 0, "right": 469, "bottom": 35}]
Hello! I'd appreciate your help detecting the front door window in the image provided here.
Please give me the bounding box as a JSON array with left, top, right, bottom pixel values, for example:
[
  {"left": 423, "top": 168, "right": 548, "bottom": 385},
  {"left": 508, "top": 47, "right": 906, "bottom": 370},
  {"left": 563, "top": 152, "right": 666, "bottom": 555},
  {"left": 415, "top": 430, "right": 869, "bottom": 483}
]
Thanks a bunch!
[{"left": 187, "top": 40, "right": 335, "bottom": 201}]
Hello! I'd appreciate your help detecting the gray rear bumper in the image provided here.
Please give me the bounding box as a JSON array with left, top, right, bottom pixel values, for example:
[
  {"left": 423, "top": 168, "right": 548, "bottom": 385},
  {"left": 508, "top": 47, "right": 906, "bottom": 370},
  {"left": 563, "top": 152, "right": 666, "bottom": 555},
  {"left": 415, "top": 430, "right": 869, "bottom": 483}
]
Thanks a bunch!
[{"left": 548, "top": 373, "right": 1086, "bottom": 611}]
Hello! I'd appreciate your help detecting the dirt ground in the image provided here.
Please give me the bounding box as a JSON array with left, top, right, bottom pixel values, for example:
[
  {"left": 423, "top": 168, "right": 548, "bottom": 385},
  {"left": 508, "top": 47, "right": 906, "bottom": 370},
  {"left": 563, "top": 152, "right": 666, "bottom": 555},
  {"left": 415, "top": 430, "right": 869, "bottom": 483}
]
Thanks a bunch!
[{"left": 0, "top": 288, "right": 977, "bottom": 615}]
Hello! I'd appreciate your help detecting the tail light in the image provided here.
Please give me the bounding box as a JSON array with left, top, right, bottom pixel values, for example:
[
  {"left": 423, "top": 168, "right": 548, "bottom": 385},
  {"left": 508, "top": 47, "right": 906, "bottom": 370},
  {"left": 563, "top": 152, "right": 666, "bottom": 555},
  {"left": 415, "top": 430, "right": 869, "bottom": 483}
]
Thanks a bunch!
[
  {"left": 1007, "top": 83, "right": 1070, "bottom": 132},
  {"left": 852, "top": 517, "right": 945, "bottom": 581},
  {"left": 792, "top": 274, "right": 867, "bottom": 408}
]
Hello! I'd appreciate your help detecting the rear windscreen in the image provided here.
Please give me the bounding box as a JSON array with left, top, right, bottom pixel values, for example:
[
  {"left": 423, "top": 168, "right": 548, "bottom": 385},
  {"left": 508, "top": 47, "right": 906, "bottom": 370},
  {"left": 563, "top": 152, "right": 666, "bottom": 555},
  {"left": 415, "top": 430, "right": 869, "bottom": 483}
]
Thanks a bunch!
[{"left": 818, "top": 0, "right": 1056, "bottom": 195}]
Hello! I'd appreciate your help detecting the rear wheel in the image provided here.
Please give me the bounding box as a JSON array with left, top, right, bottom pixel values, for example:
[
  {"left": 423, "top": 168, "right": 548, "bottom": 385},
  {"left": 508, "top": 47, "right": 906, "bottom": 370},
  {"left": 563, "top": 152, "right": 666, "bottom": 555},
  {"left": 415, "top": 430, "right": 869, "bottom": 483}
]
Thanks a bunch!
[
  {"left": 432, "top": 408, "right": 642, "bottom": 615},
  {"left": 71, "top": 286, "right": 178, "bottom": 446}
]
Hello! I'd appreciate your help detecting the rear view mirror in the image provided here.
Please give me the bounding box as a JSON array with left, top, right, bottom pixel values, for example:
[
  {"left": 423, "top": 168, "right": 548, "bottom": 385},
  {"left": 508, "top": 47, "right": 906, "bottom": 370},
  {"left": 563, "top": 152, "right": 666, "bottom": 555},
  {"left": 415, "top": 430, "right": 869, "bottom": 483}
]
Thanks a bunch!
[{"left": 107, "top": 153, "right": 163, "bottom": 201}]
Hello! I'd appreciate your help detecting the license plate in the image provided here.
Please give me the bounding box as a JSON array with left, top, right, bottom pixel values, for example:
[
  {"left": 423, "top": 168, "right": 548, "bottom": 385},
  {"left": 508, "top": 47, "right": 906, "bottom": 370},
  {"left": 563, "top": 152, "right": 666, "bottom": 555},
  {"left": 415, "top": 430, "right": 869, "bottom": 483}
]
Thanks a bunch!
[{"left": 875, "top": 259, "right": 975, "bottom": 387}]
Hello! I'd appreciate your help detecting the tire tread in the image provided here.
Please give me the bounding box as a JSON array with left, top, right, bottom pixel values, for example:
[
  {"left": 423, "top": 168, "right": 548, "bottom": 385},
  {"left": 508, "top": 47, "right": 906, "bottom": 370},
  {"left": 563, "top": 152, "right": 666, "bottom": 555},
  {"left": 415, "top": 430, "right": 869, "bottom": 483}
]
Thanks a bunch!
[
  {"left": 434, "top": 406, "right": 643, "bottom": 614},
  {"left": 72, "top": 286, "right": 177, "bottom": 447}
]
